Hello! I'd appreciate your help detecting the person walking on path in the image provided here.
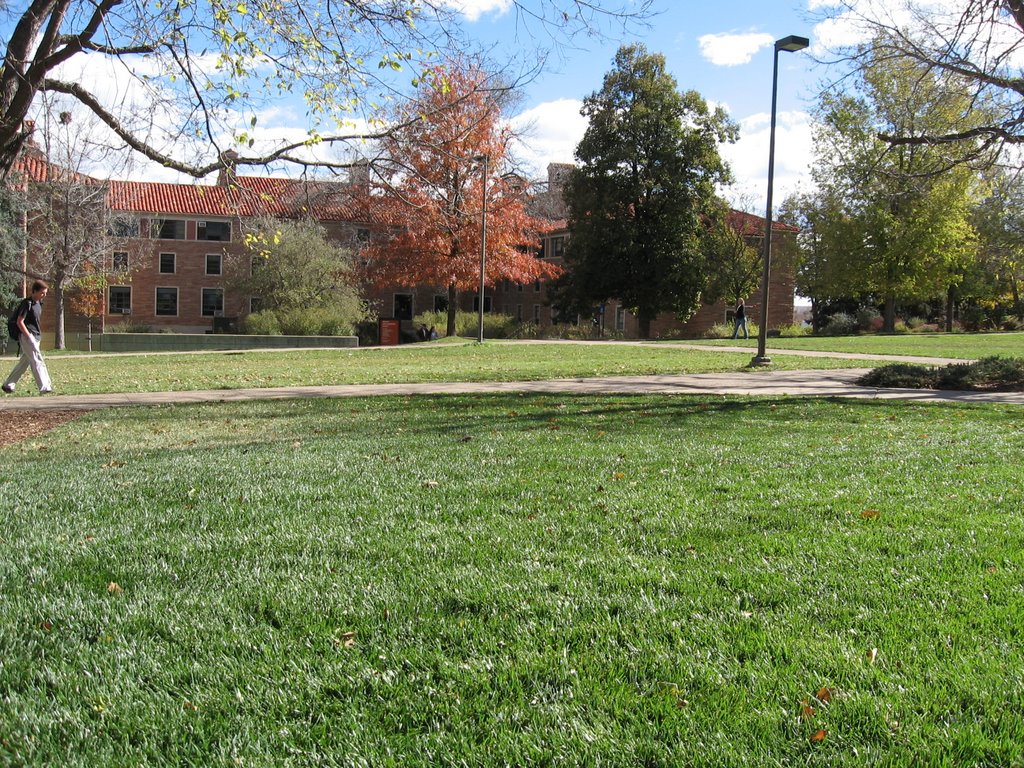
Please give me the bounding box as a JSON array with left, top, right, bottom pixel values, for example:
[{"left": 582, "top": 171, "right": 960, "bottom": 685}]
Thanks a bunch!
[
  {"left": 731, "top": 298, "right": 748, "bottom": 340},
  {"left": 3, "top": 280, "right": 53, "bottom": 395}
]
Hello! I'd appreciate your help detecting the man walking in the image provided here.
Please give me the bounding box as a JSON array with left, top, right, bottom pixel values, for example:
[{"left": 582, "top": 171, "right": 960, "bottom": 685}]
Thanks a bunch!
[{"left": 3, "top": 280, "right": 53, "bottom": 395}]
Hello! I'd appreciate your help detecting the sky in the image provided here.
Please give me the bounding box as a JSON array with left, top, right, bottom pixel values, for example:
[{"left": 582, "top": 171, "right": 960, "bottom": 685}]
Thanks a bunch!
[
  {"left": 489, "top": 0, "right": 824, "bottom": 209},
  {"left": 29, "top": 0, "right": 844, "bottom": 209}
]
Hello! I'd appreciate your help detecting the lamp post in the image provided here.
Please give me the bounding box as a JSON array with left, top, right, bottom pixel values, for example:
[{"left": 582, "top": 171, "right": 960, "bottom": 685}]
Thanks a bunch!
[
  {"left": 474, "top": 154, "right": 489, "bottom": 344},
  {"left": 751, "top": 34, "right": 808, "bottom": 366}
]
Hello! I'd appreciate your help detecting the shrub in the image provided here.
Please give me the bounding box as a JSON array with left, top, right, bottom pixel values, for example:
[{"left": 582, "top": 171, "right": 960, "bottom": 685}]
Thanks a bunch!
[
  {"left": 858, "top": 364, "right": 937, "bottom": 389},
  {"left": 241, "top": 310, "right": 282, "bottom": 335},
  {"left": 776, "top": 322, "right": 810, "bottom": 337},
  {"left": 860, "top": 356, "right": 1024, "bottom": 391},
  {"left": 936, "top": 356, "right": 1024, "bottom": 391},
  {"left": 273, "top": 307, "right": 355, "bottom": 336},
  {"left": 822, "top": 312, "right": 857, "bottom": 336},
  {"left": 106, "top": 319, "right": 153, "bottom": 333},
  {"left": 905, "top": 316, "right": 927, "bottom": 330},
  {"left": 413, "top": 310, "right": 519, "bottom": 339},
  {"left": 855, "top": 306, "right": 881, "bottom": 332}
]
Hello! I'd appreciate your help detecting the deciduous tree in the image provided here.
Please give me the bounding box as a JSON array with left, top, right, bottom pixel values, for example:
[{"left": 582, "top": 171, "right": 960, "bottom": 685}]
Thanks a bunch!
[
  {"left": 233, "top": 216, "right": 367, "bottom": 332},
  {"left": 555, "top": 44, "right": 736, "bottom": 338},
  {"left": 810, "top": 47, "right": 980, "bottom": 330},
  {"left": 357, "top": 60, "right": 561, "bottom": 337}
]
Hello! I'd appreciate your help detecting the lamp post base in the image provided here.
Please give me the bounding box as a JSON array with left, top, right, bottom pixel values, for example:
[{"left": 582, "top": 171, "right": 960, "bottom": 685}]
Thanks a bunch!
[{"left": 750, "top": 354, "right": 772, "bottom": 367}]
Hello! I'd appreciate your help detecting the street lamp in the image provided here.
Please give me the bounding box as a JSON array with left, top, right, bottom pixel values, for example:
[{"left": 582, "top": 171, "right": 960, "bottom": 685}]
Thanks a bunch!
[
  {"left": 474, "top": 154, "right": 489, "bottom": 343},
  {"left": 751, "top": 34, "right": 809, "bottom": 366}
]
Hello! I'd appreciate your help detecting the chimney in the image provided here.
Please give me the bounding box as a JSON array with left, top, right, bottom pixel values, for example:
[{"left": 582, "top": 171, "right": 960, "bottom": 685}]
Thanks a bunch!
[{"left": 217, "top": 149, "right": 239, "bottom": 187}]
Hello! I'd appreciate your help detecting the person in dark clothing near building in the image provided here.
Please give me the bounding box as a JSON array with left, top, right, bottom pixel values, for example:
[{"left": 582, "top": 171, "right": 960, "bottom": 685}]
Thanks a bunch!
[
  {"left": 3, "top": 280, "right": 53, "bottom": 395},
  {"left": 731, "top": 298, "right": 748, "bottom": 340}
]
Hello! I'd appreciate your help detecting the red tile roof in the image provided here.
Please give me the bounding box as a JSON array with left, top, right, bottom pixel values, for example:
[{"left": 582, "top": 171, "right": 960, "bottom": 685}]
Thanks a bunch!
[
  {"left": 12, "top": 148, "right": 366, "bottom": 221},
  {"left": 107, "top": 176, "right": 364, "bottom": 220}
]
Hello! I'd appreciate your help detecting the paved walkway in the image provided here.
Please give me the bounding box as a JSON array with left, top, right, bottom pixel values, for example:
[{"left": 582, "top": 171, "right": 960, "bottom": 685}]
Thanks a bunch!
[{"left": 3, "top": 365, "right": 1023, "bottom": 411}]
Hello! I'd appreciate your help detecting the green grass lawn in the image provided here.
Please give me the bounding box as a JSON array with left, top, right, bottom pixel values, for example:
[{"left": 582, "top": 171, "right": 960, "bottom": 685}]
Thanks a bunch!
[
  {"left": 8, "top": 342, "right": 875, "bottom": 397},
  {"left": 3, "top": 394, "right": 1023, "bottom": 766},
  {"left": 685, "top": 331, "right": 1024, "bottom": 359}
]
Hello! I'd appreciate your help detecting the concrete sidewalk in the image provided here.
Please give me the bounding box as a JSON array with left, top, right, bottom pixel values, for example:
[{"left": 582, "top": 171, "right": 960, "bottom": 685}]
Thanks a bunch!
[{"left": 3, "top": 367, "right": 1023, "bottom": 411}]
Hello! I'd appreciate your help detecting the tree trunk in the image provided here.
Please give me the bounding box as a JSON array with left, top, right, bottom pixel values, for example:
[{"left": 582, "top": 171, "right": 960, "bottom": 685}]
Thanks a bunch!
[
  {"left": 638, "top": 316, "right": 652, "bottom": 339},
  {"left": 883, "top": 293, "right": 897, "bottom": 333},
  {"left": 945, "top": 285, "right": 956, "bottom": 333},
  {"left": 446, "top": 283, "right": 458, "bottom": 337},
  {"left": 53, "top": 280, "right": 66, "bottom": 350}
]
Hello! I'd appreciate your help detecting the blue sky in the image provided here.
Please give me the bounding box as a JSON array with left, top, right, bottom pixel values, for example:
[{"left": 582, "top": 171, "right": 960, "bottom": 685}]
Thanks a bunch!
[
  {"left": 31, "top": 0, "right": 835, "bottom": 207},
  {"left": 469, "top": 0, "right": 825, "bottom": 208}
]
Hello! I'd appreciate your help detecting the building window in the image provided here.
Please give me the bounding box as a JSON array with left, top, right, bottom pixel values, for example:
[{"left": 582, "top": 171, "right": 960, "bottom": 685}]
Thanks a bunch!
[
  {"left": 109, "top": 216, "right": 139, "bottom": 238},
  {"left": 155, "top": 287, "right": 178, "bottom": 316},
  {"left": 516, "top": 303, "right": 523, "bottom": 321},
  {"left": 202, "top": 288, "right": 224, "bottom": 317},
  {"left": 206, "top": 253, "right": 222, "bottom": 275},
  {"left": 517, "top": 282, "right": 524, "bottom": 293},
  {"left": 197, "top": 220, "right": 232, "bottom": 241},
  {"left": 108, "top": 286, "right": 131, "bottom": 314},
  {"left": 250, "top": 297, "right": 263, "bottom": 314},
  {"left": 152, "top": 218, "right": 186, "bottom": 240},
  {"left": 112, "top": 251, "right": 129, "bottom": 272},
  {"left": 615, "top": 306, "right": 626, "bottom": 331},
  {"left": 393, "top": 293, "right": 413, "bottom": 321},
  {"left": 159, "top": 252, "right": 176, "bottom": 274},
  {"left": 356, "top": 227, "right": 371, "bottom": 243},
  {"left": 472, "top": 296, "right": 493, "bottom": 312},
  {"left": 533, "top": 304, "right": 541, "bottom": 323},
  {"left": 550, "top": 236, "right": 565, "bottom": 259},
  {"left": 534, "top": 280, "right": 541, "bottom": 293},
  {"left": 433, "top": 294, "right": 448, "bottom": 313}
]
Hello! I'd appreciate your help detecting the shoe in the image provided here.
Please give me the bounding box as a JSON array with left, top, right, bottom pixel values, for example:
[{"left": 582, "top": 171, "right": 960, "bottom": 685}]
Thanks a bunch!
[
  {"left": 39, "top": 388, "right": 53, "bottom": 394},
  {"left": 2, "top": 383, "right": 13, "bottom": 393}
]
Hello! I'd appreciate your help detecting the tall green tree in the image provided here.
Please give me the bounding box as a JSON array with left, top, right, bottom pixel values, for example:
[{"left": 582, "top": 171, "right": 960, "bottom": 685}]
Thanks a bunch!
[
  {"left": 810, "top": 46, "right": 981, "bottom": 330},
  {"left": 555, "top": 44, "right": 736, "bottom": 338},
  {"left": 969, "top": 168, "right": 1024, "bottom": 318}
]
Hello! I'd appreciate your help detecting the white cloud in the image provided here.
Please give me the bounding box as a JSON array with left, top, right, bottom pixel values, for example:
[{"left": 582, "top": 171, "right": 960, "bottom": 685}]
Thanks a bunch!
[
  {"left": 439, "top": 0, "right": 513, "bottom": 22},
  {"left": 507, "top": 98, "right": 586, "bottom": 179},
  {"left": 720, "top": 109, "right": 815, "bottom": 208},
  {"left": 698, "top": 32, "right": 775, "bottom": 67}
]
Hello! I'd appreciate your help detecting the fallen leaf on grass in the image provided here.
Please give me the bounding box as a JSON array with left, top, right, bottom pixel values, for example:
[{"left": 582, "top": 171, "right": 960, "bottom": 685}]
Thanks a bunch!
[
  {"left": 107, "top": 582, "right": 123, "bottom": 594},
  {"left": 102, "top": 460, "right": 125, "bottom": 469},
  {"left": 810, "top": 729, "right": 827, "bottom": 743},
  {"left": 39, "top": 620, "right": 53, "bottom": 631},
  {"left": 800, "top": 699, "right": 816, "bottom": 720},
  {"left": 334, "top": 631, "right": 356, "bottom": 648},
  {"left": 816, "top": 686, "right": 834, "bottom": 703},
  {"left": 860, "top": 509, "right": 880, "bottom": 519},
  {"left": 613, "top": 472, "right": 626, "bottom": 481},
  {"left": 866, "top": 647, "right": 878, "bottom": 664},
  {"left": 422, "top": 480, "right": 439, "bottom": 488}
]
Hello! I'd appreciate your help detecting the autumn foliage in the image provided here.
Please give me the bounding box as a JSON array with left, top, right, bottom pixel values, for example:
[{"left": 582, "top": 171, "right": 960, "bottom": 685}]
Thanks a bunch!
[{"left": 357, "top": 60, "right": 561, "bottom": 332}]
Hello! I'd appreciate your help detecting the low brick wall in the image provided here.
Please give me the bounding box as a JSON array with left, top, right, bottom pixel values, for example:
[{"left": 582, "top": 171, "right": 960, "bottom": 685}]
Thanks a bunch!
[{"left": 82, "top": 333, "right": 358, "bottom": 353}]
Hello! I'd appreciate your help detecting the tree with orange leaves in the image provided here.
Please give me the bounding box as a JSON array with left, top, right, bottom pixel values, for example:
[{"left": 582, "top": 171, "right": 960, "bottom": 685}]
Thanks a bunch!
[{"left": 357, "top": 60, "right": 562, "bottom": 338}]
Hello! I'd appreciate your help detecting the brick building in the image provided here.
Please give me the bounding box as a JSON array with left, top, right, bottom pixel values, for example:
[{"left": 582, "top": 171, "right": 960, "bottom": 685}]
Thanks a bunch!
[{"left": 12, "top": 152, "right": 795, "bottom": 344}]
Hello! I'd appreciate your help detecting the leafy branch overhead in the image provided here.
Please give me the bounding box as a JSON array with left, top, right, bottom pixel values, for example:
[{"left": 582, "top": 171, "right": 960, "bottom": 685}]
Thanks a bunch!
[{"left": 0, "top": 0, "right": 654, "bottom": 180}]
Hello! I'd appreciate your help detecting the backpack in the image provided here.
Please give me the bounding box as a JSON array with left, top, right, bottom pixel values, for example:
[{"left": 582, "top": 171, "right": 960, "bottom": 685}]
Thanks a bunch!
[{"left": 6, "top": 298, "right": 27, "bottom": 342}]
